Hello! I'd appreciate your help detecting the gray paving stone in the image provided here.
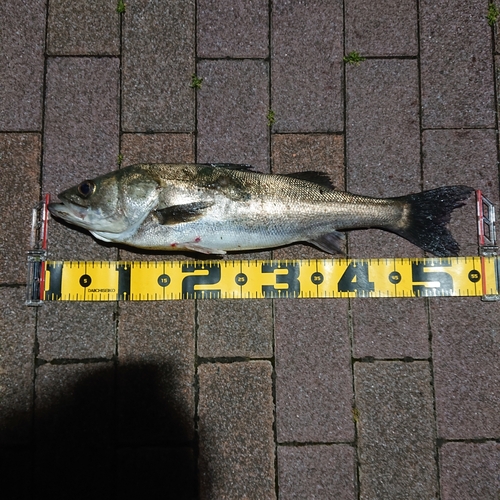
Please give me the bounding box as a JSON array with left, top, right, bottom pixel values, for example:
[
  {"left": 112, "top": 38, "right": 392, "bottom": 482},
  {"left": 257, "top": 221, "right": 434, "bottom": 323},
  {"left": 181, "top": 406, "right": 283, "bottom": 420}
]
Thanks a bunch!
[
  {"left": 422, "top": 129, "right": 499, "bottom": 256},
  {"left": 37, "top": 302, "right": 116, "bottom": 360},
  {"left": 0, "top": 0, "right": 45, "bottom": 130},
  {"left": 117, "top": 301, "right": 196, "bottom": 443},
  {"left": 0, "top": 133, "right": 41, "bottom": 284},
  {"left": 122, "top": 0, "right": 195, "bottom": 132},
  {"left": 34, "top": 364, "right": 115, "bottom": 496},
  {"left": 197, "top": 0, "right": 268, "bottom": 58},
  {"left": 47, "top": 0, "right": 120, "bottom": 55},
  {"left": 35, "top": 362, "right": 114, "bottom": 446},
  {"left": 352, "top": 299, "right": 430, "bottom": 359},
  {"left": 0, "top": 288, "right": 36, "bottom": 445},
  {"left": 345, "top": 0, "right": 417, "bottom": 56},
  {"left": 275, "top": 299, "right": 354, "bottom": 443},
  {"left": 271, "top": 133, "right": 345, "bottom": 259},
  {"left": 116, "top": 447, "right": 196, "bottom": 500},
  {"left": 271, "top": 0, "right": 343, "bottom": 132},
  {"left": 35, "top": 446, "right": 114, "bottom": 498},
  {"left": 43, "top": 56, "right": 120, "bottom": 261},
  {"left": 197, "top": 299, "right": 273, "bottom": 358},
  {"left": 439, "top": 441, "right": 500, "bottom": 500},
  {"left": 346, "top": 58, "right": 420, "bottom": 195},
  {"left": 346, "top": 59, "right": 421, "bottom": 259},
  {"left": 354, "top": 361, "right": 438, "bottom": 500},
  {"left": 198, "top": 361, "right": 275, "bottom": 499},
  {"left": 430, "top": 297, "right": 500, "bottom": 440},
  {"left": 197, "top": 59, "right": 269, "bottom": 171},
  {"left": 120, "top": 133, "right": 195, "bottom": 166},
  {"left": 420, "top": 0, "right": 495, "bottom": 128},
  {"left": 278, "top": 444, "right": 357, "bottom": 500},
  {"left": 43, "top": 57, "right": 120, "bottom": 194}
]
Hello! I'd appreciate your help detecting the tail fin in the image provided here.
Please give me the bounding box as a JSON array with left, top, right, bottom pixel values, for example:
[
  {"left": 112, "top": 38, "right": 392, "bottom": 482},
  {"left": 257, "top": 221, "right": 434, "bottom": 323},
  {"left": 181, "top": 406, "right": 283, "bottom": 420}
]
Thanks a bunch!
[{"left": 391, "top": 186, "right": 474, "bottom": 257}]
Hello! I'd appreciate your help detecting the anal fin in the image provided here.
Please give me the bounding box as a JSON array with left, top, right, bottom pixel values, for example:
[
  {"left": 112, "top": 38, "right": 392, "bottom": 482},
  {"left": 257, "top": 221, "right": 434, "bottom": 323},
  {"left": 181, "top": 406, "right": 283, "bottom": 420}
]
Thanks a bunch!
[{"left": 309, "top": 231, "right": 345, "bottom": 254}]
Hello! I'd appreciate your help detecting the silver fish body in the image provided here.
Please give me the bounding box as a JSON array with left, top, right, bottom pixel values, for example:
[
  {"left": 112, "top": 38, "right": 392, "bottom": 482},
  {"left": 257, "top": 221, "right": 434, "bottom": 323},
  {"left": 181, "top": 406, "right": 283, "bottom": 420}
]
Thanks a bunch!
[{"left": 48, "top": 163, "right": 474, "bottom": 256}]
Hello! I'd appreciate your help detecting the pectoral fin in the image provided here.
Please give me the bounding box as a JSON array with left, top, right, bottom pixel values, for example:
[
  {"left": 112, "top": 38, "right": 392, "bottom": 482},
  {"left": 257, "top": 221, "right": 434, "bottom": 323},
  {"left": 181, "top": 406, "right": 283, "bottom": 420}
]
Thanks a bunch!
[
  {"left": 155, "top": 202, "right": 213, "bottom": 225},
  {"left": 309, "top": 231, "right": 345, "bottom": 254}
]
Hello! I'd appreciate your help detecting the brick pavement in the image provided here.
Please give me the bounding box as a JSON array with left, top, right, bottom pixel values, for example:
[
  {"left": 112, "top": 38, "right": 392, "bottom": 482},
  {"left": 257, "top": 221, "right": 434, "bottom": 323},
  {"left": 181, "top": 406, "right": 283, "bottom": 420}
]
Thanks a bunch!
[{"left": 1, "top": 0, "right": 499, "bottom": 498}]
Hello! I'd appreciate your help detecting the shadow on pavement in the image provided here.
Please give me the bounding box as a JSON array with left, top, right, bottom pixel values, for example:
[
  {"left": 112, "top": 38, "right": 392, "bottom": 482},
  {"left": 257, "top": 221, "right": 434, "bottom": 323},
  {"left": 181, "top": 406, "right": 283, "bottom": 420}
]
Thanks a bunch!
[{"left": 0, "top": 362, "right": 201, "bottom": 500}]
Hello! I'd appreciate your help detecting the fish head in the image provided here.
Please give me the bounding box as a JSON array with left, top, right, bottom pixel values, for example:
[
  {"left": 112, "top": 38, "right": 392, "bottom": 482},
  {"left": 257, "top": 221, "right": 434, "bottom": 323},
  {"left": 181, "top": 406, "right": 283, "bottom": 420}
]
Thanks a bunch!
[{"left": 48, "top": 166, "right": 161, "bottom": 234}]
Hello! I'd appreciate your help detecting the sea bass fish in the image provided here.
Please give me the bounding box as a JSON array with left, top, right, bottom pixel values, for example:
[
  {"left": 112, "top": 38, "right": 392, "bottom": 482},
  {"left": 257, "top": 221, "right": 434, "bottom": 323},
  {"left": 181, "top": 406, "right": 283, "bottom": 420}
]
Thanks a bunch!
[{"left": 48, "top": 163, "right": 474, "bottom": 257}]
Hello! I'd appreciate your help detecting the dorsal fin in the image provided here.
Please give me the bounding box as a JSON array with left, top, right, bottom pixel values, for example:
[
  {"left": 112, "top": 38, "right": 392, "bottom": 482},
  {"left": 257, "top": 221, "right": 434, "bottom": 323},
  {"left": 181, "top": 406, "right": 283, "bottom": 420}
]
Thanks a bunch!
[{"left": 282, "top": 171, "right": 335, "bottom": 190}]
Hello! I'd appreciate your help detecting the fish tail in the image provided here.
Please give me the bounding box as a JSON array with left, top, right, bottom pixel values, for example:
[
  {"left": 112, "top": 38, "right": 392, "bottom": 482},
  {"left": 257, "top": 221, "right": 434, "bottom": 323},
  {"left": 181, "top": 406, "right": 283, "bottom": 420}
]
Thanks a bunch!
[{"left": 390, "top": 185, "right": 474, "bottom": 257}]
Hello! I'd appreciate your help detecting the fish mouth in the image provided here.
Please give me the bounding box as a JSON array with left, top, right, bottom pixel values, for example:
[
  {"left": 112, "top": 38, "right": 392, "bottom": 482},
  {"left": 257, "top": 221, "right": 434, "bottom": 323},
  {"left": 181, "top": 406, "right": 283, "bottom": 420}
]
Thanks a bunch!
[{"left": 48, "top": 202, "right": 87, "bottom": 223}]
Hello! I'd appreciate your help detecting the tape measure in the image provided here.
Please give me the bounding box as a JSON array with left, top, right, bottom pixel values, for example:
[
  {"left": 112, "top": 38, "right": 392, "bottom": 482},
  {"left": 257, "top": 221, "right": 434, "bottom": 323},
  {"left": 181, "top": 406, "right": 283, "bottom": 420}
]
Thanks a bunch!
[
  {"left": 25, "top": 192, "right": 500, "bottom": 304},
  {"left": 32, "top": 256, "right": 498, "bottom": 302}
]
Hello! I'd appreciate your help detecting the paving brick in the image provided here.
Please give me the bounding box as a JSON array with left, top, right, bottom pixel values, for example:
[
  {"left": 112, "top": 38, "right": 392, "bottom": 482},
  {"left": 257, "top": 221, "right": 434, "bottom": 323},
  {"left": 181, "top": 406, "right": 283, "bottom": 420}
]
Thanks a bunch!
[
  {"left": 43, "top": 56, "right": 120, "bottom": 261},
  {"left": 0, "top": 288, "right": 36, "bottom": 445},
  {"left": 35, "top": 446, "right": 114, "bottom": 499},
  {"left": 346, "top": 59, "right": 420, "bottom": 195},
  {"left": 197, "top": 299, "right": 273, "bottom": 358},
  {"left": 117, "top": 301, "right": 196, "bottom": 443},
  {"left": 0, "top": 0, "right": 45, "bottom": 130},
  {"left": 197, "top": 59, "right": 269, "bottom": 171},
  {"left": 352, "top": 299, "right": 430, "bottom": 359},
  {"left": 47, "top": 0, "right": 120, "bottom": 55},
  {"left": 422, "top": 129, "right": 498, "bottom": 256},
  {"left": 116, "top": 447, "right": 196, "bottom": 500},
  {"left": 198, "top": 361, "right": 275, "bottom": 499},
  {"left": 346, "top": 59, "right": 421, "bottom": 259},
  {"left": 37, "top": 302, "right": 116, "bottom": 360},
  {"left": 34, "top": 364, "right": 115, "bottom": 495},
  {"left": 439, "top": 441, "right": 500, "bottom": 500},
  {"left": 275, "top": 299, "right": 354, "bottom": 443},
  {"left": 430, "top": 297, "right": 500, "bottom": 440},
  {"left": 43, "top": 57, "right": 120, "bottom": 194},
  {"left": 122, "top": 0, "right": 195, "bottom": 132},
  {"left": 420, "top": 0, "right": 496, "bottom": 128},
  {"left": 120, "top": 133, "right": 195, "bottom": 166},
  {"left": 0, "top": 133, "right": 41, "bottom": 284},
  {"left": 345, "top": 0, "right": 417, "bottom": 56},
  {"left": 197, "top": 0, "right": 268, "bottom": 58},
  {"left": 271, "top": 133, "right": 345, "bottom": 259},
  {"left": 278, "top": 444, "right": 357, "bottom": 500},
  {"left": 354, "top": 361, "right": 438, "bottom": 500},
  {"left": 271, "top": 0, "right": 343, "bottom": 132}
]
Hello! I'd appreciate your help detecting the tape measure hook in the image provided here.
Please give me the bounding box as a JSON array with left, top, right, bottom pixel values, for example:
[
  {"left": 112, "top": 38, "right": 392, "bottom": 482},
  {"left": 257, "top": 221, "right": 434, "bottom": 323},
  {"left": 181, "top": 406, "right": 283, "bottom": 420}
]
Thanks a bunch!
[
  {"left": 26, "top": 194, "right": 50, "bottom": 306},
  {"left": 476, "top": 190, "right": 499, "bottom": 301}
]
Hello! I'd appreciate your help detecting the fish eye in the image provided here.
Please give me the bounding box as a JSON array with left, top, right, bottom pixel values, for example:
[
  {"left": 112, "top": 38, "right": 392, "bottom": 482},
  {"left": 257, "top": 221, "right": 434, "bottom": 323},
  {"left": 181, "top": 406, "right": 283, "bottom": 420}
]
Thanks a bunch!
[{"left": 77, "top": 180, "right": 96, "bottom": 198}]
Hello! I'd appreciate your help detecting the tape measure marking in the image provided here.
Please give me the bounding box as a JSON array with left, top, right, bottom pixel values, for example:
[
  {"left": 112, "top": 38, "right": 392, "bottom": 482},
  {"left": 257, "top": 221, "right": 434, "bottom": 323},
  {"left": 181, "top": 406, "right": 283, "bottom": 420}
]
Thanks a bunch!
[{"left": 41, "top": 256, "right": 499, "bottom": 301}]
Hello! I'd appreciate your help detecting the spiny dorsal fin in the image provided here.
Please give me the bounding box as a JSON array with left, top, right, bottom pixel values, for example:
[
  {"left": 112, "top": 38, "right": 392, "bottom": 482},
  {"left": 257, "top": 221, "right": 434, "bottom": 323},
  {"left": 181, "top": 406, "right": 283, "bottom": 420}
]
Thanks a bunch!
[
  {"left": 282, "top": 171, "right": 335, "bottom": 190},
  {"left": 155, "top": 201, "right": 213, "bottom": 225}
]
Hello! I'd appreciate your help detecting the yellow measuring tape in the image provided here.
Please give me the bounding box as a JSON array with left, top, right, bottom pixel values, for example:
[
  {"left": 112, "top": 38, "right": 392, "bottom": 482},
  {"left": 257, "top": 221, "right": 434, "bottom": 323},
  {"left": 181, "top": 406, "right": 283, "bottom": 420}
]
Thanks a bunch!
[{"left": 38, "top": 256, "right": 499, "bottom": 301}]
